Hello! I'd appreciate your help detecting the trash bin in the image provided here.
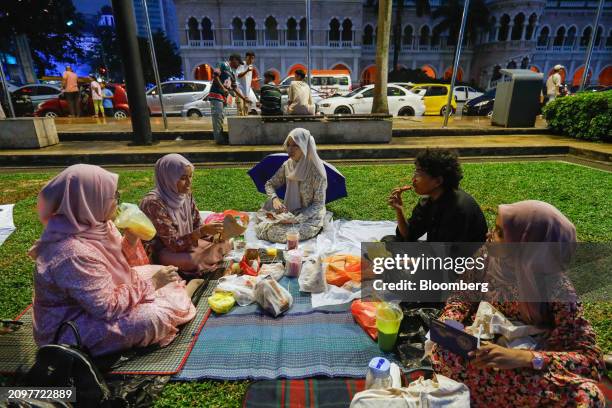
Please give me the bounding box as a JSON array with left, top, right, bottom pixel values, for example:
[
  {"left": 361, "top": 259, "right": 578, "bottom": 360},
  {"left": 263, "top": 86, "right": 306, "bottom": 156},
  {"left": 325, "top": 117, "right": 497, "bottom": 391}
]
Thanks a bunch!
[{"left": 491, "top": 69, "right": 543, "bottom": 128}]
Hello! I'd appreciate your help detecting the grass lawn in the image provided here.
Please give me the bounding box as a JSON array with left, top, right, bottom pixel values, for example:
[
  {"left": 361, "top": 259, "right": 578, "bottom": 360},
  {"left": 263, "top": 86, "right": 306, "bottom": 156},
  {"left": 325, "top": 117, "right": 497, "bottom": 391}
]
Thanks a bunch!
[{"left": 0, "top": 161, "right": 610, "bottom": 407}]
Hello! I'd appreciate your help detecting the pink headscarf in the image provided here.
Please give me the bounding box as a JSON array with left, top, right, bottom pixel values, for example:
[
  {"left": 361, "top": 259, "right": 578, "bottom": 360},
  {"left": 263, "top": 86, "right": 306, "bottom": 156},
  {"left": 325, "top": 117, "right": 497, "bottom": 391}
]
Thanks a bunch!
[
  {"left": 488, "top": 200, "right": 577, "bottom": 325},
  {"left": 29, "top": 164, "right": 134, "bottom": 286},
  {"left": 150, "top": 154, "right": 195, "bottom": 236}
]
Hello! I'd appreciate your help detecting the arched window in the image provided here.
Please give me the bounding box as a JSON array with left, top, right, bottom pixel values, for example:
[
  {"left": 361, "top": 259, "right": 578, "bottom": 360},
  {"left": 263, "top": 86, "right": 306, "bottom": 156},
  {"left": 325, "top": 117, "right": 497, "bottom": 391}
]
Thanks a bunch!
[
  {"left": 488, "top": 17, "right": 496, "bottom": 42},
  {"left": 580, "top": 26, "right": 592, "bottom": 47},
  {"left": 498, "top": 14, "right": 510, "bottom": 41},
  {"left": 201, "top": 17, "right": 213, "bottom": 42},
  {"left": 245, "top": 17, "right": 256, "bottom": 41},
  {"left": 403, "top": 25, "right": 413, "bottom": 45},
  {"left": 265, "top": 16, "right": 278, "bottom": 44},
  {"left": 553, "top": 27, "right": 565, "bottom": 46},
  {"left": 595, "top": 26, "right": 603, "bottom": 46},
  {"left": 188, "top": 17, "right": 200, "bottom": 41},
  {"left": 419, "top": 26, "right": 430, "bottom": 46},
  {"left": 299, "top": 18, "right": 307, "bottom": 41},
  {"left": 565, "top": 26, "right": 576, "bottom": 47},
  {"left": 431, "top": 25, "right": 442, "bottom": 46},
  {"left": 341, "top": 19, "right": 353, "bottom": 44},
  {"left": 287, "top": 18, "right": 297, "bottom": 41},
  {"left": 520, "top": 57, "right": 529, "bottom": 69},
  {"left": 329, "top": 18, "right": 340, "bottom": 42},
  {"left": 363, "top": 24, "right": 374, "bottom": 45},
  {"left": 526, "top": 13, "right": 537, "bottom": 40},
  {"left": 537, "top": 26, "right": 549, "bottom": 46},
  {"left": 511, "top": 13, "right": 524, "bottom": 40},
  {"left": 506, "top": 60, "right": 517, "bottom": 69},
  {"left": 232, "top": 17, "right": 244, "bottom": 42}
]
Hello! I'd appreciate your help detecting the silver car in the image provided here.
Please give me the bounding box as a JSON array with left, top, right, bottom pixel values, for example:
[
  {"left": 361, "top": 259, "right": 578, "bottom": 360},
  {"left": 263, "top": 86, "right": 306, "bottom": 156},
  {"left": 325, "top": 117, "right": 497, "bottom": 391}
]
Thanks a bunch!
[
  {"left": 146, "top": 80, "right": 210, "bottom": 115},
  {"left": 12, "top": 84, "right": 61, "bottom": 106}
]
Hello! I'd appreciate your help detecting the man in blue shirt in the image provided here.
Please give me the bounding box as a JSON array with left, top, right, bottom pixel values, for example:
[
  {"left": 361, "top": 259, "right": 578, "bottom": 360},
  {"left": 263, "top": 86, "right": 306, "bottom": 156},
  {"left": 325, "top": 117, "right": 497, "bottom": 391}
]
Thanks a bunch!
[
  {"left": 101, "top": 83, "right": 114, "bottom": 118},
  {"left": 209, "top": 54, "right": 251, "bottom": 144}
]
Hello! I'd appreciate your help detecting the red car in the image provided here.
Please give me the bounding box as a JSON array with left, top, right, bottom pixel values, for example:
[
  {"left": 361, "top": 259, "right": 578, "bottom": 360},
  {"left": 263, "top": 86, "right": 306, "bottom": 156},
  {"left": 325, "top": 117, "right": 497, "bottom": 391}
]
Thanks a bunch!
[{"left": 34, "top": 83, "right": 130, "bottom": 119}]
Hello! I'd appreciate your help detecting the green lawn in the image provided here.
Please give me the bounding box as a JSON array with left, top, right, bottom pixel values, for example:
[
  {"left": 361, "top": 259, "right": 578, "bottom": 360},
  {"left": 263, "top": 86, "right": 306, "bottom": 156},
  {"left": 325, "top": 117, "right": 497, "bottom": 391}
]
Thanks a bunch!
[{"left": 0, "top": 161, "right": 610, "bottom": 407}]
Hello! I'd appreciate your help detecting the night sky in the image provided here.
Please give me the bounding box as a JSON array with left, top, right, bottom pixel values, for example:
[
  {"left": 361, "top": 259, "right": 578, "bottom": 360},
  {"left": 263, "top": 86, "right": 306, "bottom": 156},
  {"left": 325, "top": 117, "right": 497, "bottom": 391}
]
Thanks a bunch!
[{"left": 73, "top": 0, "right": 110, "bottom": 16}]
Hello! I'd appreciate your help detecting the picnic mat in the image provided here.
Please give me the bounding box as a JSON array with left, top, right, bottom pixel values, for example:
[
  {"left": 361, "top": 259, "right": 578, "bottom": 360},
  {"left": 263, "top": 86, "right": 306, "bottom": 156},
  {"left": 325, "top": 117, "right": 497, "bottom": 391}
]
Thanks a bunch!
[
  {"left": 174, "top": 277, "right": 391, "bottom": 381},
  {"left": 0, "top": 281, "right": 216, "bottom": 376}
]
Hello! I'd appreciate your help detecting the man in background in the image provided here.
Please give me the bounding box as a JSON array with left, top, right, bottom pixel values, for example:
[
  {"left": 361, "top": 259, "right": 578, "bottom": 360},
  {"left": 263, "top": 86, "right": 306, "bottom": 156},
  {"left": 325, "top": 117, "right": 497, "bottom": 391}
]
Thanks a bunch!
[
  {"left": 287, "top": 69, "right": 314, "bottom": 115},
  {"left": 62, "top": 66, "right": 80, "bottom": 117},
  {"left": 236, "top": 51, "right": 255, "bottom": 116},
  {"left": 258, "top": 70, "right": 282, "bottom": 116}
]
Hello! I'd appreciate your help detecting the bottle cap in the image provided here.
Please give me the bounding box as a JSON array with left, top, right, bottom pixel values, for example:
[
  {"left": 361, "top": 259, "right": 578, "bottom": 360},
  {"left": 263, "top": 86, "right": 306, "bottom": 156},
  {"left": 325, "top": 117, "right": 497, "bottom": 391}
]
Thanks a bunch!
[{"left": 368, "top": 357, "right": 390, "bottom": 378}]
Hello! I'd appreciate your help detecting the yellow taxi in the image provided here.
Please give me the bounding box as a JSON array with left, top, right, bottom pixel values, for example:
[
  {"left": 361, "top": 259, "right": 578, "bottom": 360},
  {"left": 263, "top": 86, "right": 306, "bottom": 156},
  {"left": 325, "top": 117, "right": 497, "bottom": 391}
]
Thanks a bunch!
[{"left": 409, "top": 84, "right": 457, "bottom": 116}]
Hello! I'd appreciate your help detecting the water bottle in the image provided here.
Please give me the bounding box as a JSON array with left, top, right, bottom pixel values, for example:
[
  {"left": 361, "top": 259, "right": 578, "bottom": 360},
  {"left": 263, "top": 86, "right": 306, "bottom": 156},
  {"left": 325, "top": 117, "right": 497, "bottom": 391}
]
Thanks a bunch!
[{"left": 365, "top": 357, "right": 392, "bottom": 390}]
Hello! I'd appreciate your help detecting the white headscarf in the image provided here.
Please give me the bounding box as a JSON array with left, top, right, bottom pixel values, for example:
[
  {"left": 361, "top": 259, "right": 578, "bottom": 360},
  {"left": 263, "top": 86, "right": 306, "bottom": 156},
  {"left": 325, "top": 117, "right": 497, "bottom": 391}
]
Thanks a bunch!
[{"left": 282, "top": 128, "right": 327, "bottom": 212}]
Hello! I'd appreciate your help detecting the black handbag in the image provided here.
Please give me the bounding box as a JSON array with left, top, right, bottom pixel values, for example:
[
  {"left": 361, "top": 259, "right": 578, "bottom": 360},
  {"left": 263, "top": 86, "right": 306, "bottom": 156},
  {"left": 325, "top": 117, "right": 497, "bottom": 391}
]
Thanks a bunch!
[{"left": 24, "top": 321, "right": 111, "bottom": 407}]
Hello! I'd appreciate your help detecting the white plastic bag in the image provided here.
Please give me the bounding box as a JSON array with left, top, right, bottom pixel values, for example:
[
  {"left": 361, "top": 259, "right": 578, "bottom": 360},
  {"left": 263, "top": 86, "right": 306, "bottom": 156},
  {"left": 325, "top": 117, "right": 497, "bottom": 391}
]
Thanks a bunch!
[
  {"left": 215, "top": 274, "right": 261, "bottom": 306},
  {"left": 114, "top": 203, "right": 156, "bottom": 241},
  {"left": 259, "top": 263, "right": 285, "bottom": 281},
  {"left": 254, "top": 275, "right": 293, "bottom": 317},
  {"left": 298, "top": 257, "right": 328, "bottom": 293}
]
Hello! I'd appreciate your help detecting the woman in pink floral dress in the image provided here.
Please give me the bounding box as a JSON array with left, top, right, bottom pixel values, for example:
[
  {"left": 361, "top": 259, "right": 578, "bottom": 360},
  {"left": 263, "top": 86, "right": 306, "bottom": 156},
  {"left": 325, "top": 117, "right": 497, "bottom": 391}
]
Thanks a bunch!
[
  {"left": 30, "top": 164, "right": 198, "bottom": 356},
  {"left": 140, "top": 154, "right": 231, "bottom": 278},
  {"left": 432, "top": 200, "right": 605, "bottom": 407}
]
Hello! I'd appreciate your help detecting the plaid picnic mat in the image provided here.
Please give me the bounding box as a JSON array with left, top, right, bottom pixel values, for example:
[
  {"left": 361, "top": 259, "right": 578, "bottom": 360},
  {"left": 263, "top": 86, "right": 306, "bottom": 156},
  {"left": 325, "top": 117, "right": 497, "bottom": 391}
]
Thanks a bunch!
[
  {"left": 174, "top": 277, "right": 393, "bottom": 381},
  {"left": 0, "top": 281, "right": 216, "bottom": 376}
]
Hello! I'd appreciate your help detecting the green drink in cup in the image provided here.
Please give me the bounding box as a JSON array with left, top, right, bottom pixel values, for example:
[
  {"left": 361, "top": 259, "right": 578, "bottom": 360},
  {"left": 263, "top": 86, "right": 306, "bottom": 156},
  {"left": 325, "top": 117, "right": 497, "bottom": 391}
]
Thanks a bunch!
[{"left": 376, "top": 303, "right": 403, "bottom": 352}]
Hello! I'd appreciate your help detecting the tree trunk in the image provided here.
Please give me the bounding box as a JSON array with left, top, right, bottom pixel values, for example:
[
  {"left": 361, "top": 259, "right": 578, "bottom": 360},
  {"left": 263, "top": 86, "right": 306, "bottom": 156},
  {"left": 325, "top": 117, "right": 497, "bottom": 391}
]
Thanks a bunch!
[
  {"left": 392, "top": 0, "right": 404, "bottom": 70},
  {"left": 15, "top": 34, "right": 36, "bottom": 83},
  {"left": 372, "top": 0, "right": 392, "bottom": 114}
]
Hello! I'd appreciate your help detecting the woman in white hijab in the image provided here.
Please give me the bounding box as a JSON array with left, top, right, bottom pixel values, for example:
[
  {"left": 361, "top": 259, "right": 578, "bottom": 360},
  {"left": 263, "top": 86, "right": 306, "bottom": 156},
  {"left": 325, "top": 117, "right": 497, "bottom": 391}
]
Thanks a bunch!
[{"left": 255, "top": 128, "right": 328, "bottom": 243}]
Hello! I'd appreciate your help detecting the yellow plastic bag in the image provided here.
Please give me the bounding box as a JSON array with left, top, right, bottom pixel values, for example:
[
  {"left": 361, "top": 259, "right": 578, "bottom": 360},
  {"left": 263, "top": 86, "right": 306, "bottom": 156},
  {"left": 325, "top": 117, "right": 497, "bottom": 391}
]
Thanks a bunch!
[
  {"left": 114, "top": 203, "right": 156, "bottom": 241},
  {"left": 208, "top": 291, "right": 236, "bottom": 314}
]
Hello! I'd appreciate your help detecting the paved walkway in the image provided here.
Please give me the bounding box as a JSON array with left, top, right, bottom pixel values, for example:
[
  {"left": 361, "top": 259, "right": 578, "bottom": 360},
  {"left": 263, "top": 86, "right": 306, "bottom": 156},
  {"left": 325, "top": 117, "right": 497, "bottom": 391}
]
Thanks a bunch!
[
  {"left": 52, "top": 115, "right": 549, "bottom": 133},
  {"left": 1, "top": 134, "right": 609, "bottom": 168}
]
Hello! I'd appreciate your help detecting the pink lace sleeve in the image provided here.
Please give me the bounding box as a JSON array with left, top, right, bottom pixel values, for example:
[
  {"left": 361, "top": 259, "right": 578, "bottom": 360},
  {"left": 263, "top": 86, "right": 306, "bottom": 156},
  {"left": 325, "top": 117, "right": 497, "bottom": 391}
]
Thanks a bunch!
[{"left": 54, "top": 256, "right": 155, "bottom": 321}]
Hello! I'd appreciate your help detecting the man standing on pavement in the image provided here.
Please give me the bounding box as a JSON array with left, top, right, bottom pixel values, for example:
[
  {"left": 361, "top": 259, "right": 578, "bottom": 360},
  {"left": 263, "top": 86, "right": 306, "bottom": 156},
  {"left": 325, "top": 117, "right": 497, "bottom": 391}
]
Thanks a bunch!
[
  {"left": 236, "top": 51, "right": 255, "bottom": 116},
  {"left": 545, "top": 65, "right": 562, "bottom": 104},
  {"left": 89, "top": 75, "right": 103, "bottom": 118},
  {"left": 209, "top": 54, "right": 251, "bottom": 144},
  {"left": 62, "top": 66, "right": 80, "bottom": 117}
]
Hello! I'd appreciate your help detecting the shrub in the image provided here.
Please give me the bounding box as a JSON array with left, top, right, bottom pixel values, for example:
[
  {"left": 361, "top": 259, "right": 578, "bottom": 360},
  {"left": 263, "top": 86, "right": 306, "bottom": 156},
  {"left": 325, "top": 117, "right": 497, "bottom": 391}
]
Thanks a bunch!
[{"left": 542, "top": 90, "right": 612, "bottom": 142}]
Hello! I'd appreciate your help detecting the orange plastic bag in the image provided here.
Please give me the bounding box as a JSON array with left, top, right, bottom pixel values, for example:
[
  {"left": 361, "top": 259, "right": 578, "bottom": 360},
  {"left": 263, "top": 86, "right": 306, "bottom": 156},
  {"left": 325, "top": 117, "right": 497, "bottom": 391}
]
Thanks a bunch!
[
  {"left": 351, "top": 300, "right": 379, "bottom": 340},
  {"left": 323, "top": 254, "right": 362, "bottom": 286}
]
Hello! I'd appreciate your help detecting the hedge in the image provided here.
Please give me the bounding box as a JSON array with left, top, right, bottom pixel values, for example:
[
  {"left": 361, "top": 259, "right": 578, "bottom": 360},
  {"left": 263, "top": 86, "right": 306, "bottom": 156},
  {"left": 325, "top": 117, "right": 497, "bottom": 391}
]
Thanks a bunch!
[{"left": 542, "top": 90, "right": 612, "bottom": 142}]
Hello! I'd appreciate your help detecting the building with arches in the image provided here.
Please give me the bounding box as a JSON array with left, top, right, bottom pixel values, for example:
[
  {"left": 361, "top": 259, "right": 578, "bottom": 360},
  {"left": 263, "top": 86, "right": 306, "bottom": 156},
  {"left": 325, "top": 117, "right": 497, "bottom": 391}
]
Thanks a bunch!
[{"left": 175, "top": 0, "right": 612, "bottom": 89}]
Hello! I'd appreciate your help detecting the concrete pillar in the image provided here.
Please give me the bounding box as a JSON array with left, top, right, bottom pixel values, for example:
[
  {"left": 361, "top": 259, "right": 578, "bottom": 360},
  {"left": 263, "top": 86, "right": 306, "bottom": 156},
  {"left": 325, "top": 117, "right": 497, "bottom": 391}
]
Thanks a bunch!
[
  {"left": 521, "top": 25, "right": 527, "bottom": 41},
  {"left": 495, "top": 25, "right": 500, "bottom": 41},
  {"left": 281, "top": 57, "right": 286, "bottom": 77},
  {"left": 353, "top": 56, "right": 359, "bottom": 81}
]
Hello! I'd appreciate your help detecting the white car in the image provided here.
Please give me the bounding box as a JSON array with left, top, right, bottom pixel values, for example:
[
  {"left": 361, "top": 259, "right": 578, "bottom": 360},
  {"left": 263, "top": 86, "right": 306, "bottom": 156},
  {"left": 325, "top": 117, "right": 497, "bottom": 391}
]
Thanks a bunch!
[
  {"left": 146, "top": 80, "right": 211, "bottom": 115},
  {"left": 12, "top": 84, "right": 61, "bottom": 105},
  {"left": 316, "top": 84, "right": 425, "bottom": 116},
  {"left": 181, "top": 89, "right": 258, "bottom": 118},
  {"left": 453, "top": 86, "right": 483, "bottom": 103}
]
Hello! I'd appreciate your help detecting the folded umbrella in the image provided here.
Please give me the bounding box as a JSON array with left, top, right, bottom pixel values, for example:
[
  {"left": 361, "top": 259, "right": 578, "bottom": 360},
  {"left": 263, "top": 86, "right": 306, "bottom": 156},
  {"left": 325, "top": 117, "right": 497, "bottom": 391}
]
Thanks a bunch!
[{"left": 247, "top": 153, "right": 347, "bottom": 203}]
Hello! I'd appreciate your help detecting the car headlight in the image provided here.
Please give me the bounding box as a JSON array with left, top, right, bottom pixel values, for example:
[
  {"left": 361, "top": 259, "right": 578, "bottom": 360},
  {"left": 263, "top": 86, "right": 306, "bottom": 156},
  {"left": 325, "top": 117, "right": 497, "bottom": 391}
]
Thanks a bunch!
[
  {"left": 319, "top": 103, "right": 331, "bottom": 108},
  {"left": 474, "top": 101, "right": 489, "bottom": 107}
]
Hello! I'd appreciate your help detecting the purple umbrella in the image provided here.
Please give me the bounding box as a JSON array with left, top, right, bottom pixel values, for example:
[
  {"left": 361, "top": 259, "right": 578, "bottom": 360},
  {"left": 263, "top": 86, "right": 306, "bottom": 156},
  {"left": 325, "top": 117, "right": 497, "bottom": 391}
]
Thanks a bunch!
[{"left": 247, "top": 153, "right": 347, "bottom": 203}]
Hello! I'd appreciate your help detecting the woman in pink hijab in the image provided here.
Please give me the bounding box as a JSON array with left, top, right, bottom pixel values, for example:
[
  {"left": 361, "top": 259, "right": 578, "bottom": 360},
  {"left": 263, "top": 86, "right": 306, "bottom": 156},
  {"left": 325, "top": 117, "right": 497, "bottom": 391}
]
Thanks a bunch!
[
  {"left": 30, "top": 164, "right": 197, "bottom": 356},
  {"left": 140, "top": 154, "right": 231, "bottom": 278},
  {"left": 432, "top": 200, "right": 605, "bottom": 407}
]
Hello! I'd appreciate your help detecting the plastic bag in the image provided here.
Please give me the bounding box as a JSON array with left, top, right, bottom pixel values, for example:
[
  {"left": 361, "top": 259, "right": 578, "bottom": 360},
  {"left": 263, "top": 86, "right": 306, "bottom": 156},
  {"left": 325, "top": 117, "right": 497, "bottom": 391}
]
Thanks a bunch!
[
  {"left": 324, "top": 255, "right": 362, "bottom": 286},
  {"left": 114, "top": 203, "right": 156, "bottom": 241},
  {"left": 254, "top": 276, "right": 293, "bottom": 317},
  {"left": 204, "top": 210, "right": 250, "bottom": 226},
  {"left": 298, "top": 257, "right": 328, "bottom": 293},
  {"left": 215, "top": 275, "right": 260, "bottom": 306},
  {"left": 259, "top": 263, "right": 285, "bottom": 281},
  {"left": 208, "top": 291, "right": 236, "bottom": 314},
  {"left": 351, "top": 300, "right": 379, "bottom": 340}
]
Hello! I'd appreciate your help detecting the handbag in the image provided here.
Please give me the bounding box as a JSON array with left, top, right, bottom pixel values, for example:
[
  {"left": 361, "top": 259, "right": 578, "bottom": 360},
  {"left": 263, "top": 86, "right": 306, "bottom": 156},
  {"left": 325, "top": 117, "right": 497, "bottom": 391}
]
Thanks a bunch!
[{"left": 25, "top": 321, "right": 111, "bottom": 406}]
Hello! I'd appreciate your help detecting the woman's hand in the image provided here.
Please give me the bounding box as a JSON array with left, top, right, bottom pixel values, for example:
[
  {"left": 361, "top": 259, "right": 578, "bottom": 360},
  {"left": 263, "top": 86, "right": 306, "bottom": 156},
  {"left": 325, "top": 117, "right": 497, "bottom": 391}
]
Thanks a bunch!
[
  {"left": 123, "top": 228, "right": 139, "bottom": 246},
  {"left": 199, "top": 222, "right": 224, "bottom": 237},
  {"left": 152, "top": 265, "right": 179, "bottom": 289},
  {"left": 387, "top": 186, "right": 411, "bottom": 211},
  {"left": 272, "top": 198, "right": 287, "bottom": 213},
  {"left": 469, "top": 342, "right": 533, "bottom": 370}
]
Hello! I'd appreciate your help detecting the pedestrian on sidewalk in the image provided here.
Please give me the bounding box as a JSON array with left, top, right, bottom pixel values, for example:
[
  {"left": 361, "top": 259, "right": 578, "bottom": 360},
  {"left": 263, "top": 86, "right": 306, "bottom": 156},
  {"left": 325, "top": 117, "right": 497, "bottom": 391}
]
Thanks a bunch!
[
  {"left": 89, "top": 75, "right": 104, "bottom": 118},
  {"left": 209, "top": 54, "right": 251, "bottom": 144},
  {"left": 287, "top": 69, "right": 314, "bottom": 115},
  {"left": 62, "top": 66, "right": 80, "bottom": 117},
  {"left": 101, "top": 83, "right": 114, "bottom": 118},
  {"left": 236, "top": 51, "right": 255, "bottom": 116},
  {"left": 258, "top": 70, "right": 282, "bottom": 116},
  {"left": 545, "top": 65, "right": 562, "bottom": 104}
]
